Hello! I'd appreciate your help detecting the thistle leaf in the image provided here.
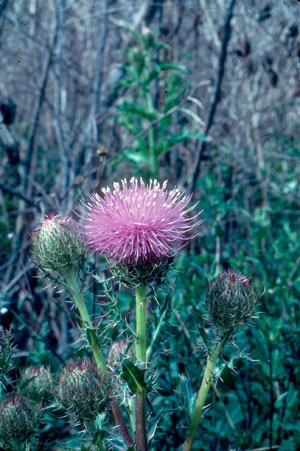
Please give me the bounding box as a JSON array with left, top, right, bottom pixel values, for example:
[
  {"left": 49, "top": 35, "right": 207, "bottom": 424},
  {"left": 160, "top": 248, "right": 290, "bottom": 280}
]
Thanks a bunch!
[{"left": 121, "top": 359, "right": 147, "bottom": 394}]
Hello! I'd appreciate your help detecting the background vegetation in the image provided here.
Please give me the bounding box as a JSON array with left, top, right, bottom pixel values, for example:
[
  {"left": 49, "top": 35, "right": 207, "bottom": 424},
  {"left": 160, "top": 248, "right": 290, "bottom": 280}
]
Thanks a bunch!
[{"left": 0, "top": 0, "right": 299, "bottom": 450}]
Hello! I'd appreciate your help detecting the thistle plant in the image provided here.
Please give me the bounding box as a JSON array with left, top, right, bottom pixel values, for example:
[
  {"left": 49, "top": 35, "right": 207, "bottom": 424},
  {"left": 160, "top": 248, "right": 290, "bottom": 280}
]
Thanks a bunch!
[
  {"left": 33, "top": 214, "right": 133, "bottom": 447},
  {"left": 31, "top": 178, "right": 261, "bottom": 450},
  {"left": 80, "top": 177, "right": 202, "bottom": 450},
  {"left": 33, "top": 214, "right": 107, "bottom": 372},
  {"left": 56, "top": 359, "right": 107, "bottom": 424},
  {"left": 0, "top": 395, "right": 41, "bottom": 450},
  {"left": 183, "top": 270, "right": 259, "bottom": 451}
]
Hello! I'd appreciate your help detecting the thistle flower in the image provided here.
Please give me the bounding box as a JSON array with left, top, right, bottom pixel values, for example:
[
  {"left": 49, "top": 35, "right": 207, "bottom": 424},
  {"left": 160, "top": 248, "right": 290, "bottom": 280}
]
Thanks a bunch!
[
  {"left": 80, "top": 178, "right": 202, "bottom": 283},
  {"left": 206, "top": 270, "right": 258, "bottom": 330},
  {"left": 57, "top": 359, "right": 107, "bottom": 422},
  {"left": 33, "top": 215, "right": 85, "bottom": 278},
  {"left": 0, "top": 395, "right": 41, "bottom": 447}
]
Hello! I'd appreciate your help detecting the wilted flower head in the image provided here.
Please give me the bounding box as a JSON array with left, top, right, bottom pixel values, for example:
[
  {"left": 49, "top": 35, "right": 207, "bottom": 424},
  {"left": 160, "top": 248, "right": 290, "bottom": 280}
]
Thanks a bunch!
[
  {"left": 80, "top": 178, "right": 202, "bottom": 265},
  {"left": 206, "top": 270, "right": 258, "bottom": 330},
  {"left": 0, "top": 395, "right": 41, "bottom": 446},
  {"left": 33, "top": 215, "right": 85, "bottom": 277},
  {"left": 57, "top": 359, "right": 107, "bottom": 422}
]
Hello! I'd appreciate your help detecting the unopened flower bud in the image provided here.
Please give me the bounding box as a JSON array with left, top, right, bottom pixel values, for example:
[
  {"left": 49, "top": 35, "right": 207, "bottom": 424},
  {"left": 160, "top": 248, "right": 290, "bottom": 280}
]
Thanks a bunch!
[
  {"left": 33, "top": 215, "right": 85, "bottom": 277},
  {"left": 0, "top": 395, "right": 41, "bottom": 446},
  {"left": 22, "top": 366, "right": 52, "bottom": 403},
  {"left": 108, "top": 339, "right": 133, "bottom": 368},
  {"left": 206, "top": 270, "right": 258, "bottom": 330},
  {"left": 57, "top": 359, "right": 106, "bottom": 422}
]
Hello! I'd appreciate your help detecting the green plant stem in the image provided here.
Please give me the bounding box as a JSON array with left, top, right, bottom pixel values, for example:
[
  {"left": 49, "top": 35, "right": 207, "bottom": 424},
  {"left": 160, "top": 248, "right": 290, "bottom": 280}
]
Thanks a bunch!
[
  {"left": 135, "top": 285, "right": 148, "bottom": 451},
  {"left": 64, "top": 271, "right": 107, "bottom": 371},
  {"left": 182, "top": 330, "right": 232, "bottom": 451},
  {"left": 65, "top": 271, "right": 134, "bottom": 447},
  {"left": 136, "top": 285, "right": 147, "bottom": 363}
]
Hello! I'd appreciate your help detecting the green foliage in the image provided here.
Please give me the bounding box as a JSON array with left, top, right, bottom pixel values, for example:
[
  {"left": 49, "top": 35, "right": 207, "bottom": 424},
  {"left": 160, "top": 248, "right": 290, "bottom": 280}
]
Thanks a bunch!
[{"left": 111, "top": 29, "right": 206, "bottom": 178}]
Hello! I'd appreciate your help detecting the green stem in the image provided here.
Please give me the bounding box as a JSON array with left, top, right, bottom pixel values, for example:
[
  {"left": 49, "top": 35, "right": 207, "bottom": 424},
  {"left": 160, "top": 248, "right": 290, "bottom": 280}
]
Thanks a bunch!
[
  {"left": 64, "top": 271, "right": 107, "bottom": 372},
  {"left": 182, "top": 331, "right": 232, "bottom": 451},
  {"left": 135, "top": 285, "right": 147, "bottom": 363},
  {"left": 135, "top": 285, "right": 148, "bottom": 451},
  {"left": 65, "top": 272, "right": 134, "bottom": 448}
]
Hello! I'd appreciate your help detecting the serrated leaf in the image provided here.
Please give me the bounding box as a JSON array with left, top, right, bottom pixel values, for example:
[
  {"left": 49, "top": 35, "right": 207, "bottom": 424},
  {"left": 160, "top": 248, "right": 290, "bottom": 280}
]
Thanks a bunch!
[{"left": 121, "top": 359, "right": 147, "bottom": 394}]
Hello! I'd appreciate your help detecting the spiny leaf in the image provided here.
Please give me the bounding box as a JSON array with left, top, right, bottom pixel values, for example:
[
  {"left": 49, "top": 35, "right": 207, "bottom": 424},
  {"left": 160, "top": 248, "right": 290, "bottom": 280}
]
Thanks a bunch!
[{"left": 121, "top": 359, "right": 147, "bottom": 394}]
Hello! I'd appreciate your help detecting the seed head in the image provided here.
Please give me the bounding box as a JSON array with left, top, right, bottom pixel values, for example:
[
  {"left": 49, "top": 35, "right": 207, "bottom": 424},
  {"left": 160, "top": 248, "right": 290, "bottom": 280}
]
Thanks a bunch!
[
  {"left": 206, "top": 270, "right": 258, "bottom": 330},
  {"left": 57, "top": 359, "right": 106, "bottom": 422},
  {"left": 33, "top": 215, "right": 85, "bottom": 277}
]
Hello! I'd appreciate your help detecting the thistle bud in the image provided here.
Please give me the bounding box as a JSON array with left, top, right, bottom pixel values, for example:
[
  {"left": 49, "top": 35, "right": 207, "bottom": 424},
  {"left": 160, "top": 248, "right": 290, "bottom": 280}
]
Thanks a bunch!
[
  {"left": 33, "top": 215, "right": 85, "bottom": 277},
  {"left": 206, "top": 270, "right": 258, "bottom": 330},
  {"left": 22, "top": 366, "right": 52, "bottom": 403},
  {"left": 0, "top": 395, "right": 41, "bottom": 446},
  {"left": 57, "top": 359, "right": 106, "bottom": 422},
  {"left": 108, "top": 339, "right": 133, "bottom": 368}
]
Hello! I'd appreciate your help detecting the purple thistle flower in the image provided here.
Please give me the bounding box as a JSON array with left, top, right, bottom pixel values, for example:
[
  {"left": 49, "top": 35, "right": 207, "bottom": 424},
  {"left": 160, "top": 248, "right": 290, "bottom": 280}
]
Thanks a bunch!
[{"left": 80, "top": 178, "right": 202, "bottom": 264}]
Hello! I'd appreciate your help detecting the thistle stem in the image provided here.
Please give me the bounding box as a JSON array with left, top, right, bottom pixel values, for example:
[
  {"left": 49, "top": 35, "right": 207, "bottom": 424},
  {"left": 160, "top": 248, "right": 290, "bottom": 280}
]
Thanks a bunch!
[
  {"left": 136, "top": 285, "right": 147, "bottom": 363},
  {"left": 135, "top": 285, "right": 148, "bottom": 451},
  {"left": 110, "top": 399, "right": 134, "bottom": 448},
  {"left": 65, "top": 271, "right": 134, "bottom": 447},
  {"left": 182, "top": 331, "right": 231, "bottom": 451},
  {"left": 64, "top": 271, "right": 107, "bottom": 372}
]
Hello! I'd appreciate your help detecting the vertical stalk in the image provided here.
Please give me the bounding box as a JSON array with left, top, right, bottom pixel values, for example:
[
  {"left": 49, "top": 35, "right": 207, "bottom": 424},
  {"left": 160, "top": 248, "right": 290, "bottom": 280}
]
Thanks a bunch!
[
  {"left": 64, "top": 271, "right": 107, "bottom": 371},
  {"left": 182, "top": 331, "right": 231, "bottom": 451},
  {"left": 135, "top": 285, "right": 148, "bottom": 451},
  {"left": 64, "top": 271, "right": 134, "bottom": 447},
  {"left": 136, "top": 285, "right": 147, "bottom": 362}
]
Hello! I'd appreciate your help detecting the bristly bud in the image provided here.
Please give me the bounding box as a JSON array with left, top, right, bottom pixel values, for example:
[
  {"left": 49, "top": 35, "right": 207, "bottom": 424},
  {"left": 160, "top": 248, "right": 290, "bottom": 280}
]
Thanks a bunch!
[
  {"left": 33, "top": 215, "right": 86, "bottom": 278},
  {"left": 0, "top": 329, "right": 14, "bottom": 385},
  {"left": 0, "top": 395, "right": 41, "bottom": 447},
  {"left": 206, "top": 270, "right": 258, "bottom": 330},
  {"left": 56, "top": 359, "right": 107, "bottom": 422},
  {"left": 108, "top": 339, "right": 133, "bottom": 369},
  {"left": 107, "top": 256, "right": 173, "bottom": 287},
  {"left": 21, "top": 366, "right": 53, "bottom": 403}
]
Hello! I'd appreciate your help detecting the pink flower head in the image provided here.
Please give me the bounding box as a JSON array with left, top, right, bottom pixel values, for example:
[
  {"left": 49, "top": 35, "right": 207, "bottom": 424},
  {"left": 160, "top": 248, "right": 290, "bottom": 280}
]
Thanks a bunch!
[{"left": 80, "top": 178, "right": 202, "bottom": 264}]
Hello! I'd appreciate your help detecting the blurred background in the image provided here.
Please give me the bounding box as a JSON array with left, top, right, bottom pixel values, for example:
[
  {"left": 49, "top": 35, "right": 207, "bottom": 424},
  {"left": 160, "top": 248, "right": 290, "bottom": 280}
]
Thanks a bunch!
[{"left": 0, "top": 0, "right": 299, "bottom": 450}]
